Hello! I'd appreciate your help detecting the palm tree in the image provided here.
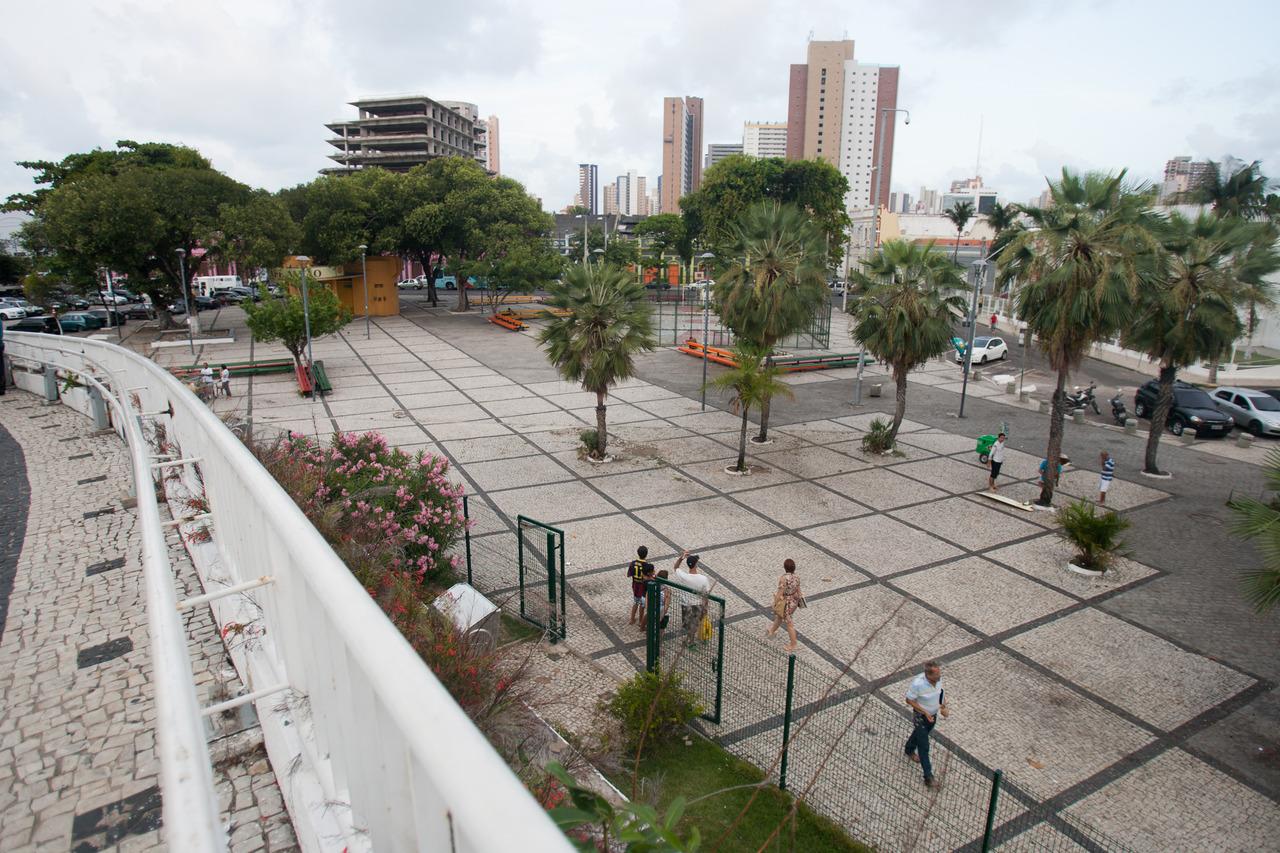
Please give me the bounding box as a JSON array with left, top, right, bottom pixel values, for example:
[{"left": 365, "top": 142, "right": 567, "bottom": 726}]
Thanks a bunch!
[
  {"left": 999, "top": 169, "right": 1158, "bottom": 506},
  {"left": 1228, "top": 447, "right": 1280, "bottom": 613},
  {"left": 945, "top": 200, "right": 975, "bottom": 265},
  {"left": 538, "top": 264, "right": 656, "bottom": 460},
  {"left": 1122, "top": 212, "right": 1249, "bottom": 475},
  {"left": 1191, "top": 160, "right": 1269, "bottom": 220},
  {"left": 848, "top": 240, "right": 966, "bottom": 443},
  {"left": 713, "top": 201, "right": 828, "bottom": 442},
  {"left": 708, "top": 344, "right": 793, "bottom": 473}
]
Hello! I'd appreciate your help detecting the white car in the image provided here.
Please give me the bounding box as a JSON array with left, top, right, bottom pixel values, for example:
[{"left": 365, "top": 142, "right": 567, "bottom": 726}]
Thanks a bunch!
[
  {"left": 1210, "top": 386, "right": 1280, "bottom": 437},
  {"left": 956, "top": 335, "right": 1009, "bottom": 364},
  {"left": 0, "top": 304, "right": 25, "bottom": 320},
  {"left": 397, "top": 276, "right": 427, "bottom": 290}
]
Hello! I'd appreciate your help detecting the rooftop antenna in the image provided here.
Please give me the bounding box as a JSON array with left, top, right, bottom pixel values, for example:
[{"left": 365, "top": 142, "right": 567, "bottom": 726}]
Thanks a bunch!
[
  {"left": 975, "top": 115, "right": 984, "bottom": 179},
  {"left": 807, "top": 29, "right": 814, "bottom": 42}
]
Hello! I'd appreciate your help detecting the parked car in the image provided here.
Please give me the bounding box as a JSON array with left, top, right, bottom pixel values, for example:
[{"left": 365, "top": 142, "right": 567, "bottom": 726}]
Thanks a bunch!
[
  {"left": 1210, "top": 386, "right": 1280, "bottom": 437},
  {"left": 7, "top": 316, "right": 63, "bottom": 334},
  {"left": 85, "top": 307, "right": 125, "bottom": 327},
  {"left": 230, "top": 286, "right": 259, "bottom": 301},
  {"left": 110, "top": 289, "right": 137, "bottom": 302},
  {"left": 55, "top": 315, "right": 92, "bottom": 333},
  {"left": 0, "top": 304, "right": 25, "bottom": 320},
  {"left": 124, "top": 302, "right": 156, "bottom": 320},
  {"left": 398, "top": 276, "right": 427, "bottom": 290},
  {"left": 60, "top": 311, "right": 106, "bottom": 330},
  {"left": 210, "top": 289, "right": 242, "bottom": 305},
  {"left": 193, "top": 295, "right": 217, "bottom": 311},
  {"left": 955, "top": 335, "right": 1009, "bottom": 364},
  {"left": 5, "top": 299, "right": 42, "bottom": 316},
  {"left": 1133, "top": 380, "right": 1234, "bottom": 437}
]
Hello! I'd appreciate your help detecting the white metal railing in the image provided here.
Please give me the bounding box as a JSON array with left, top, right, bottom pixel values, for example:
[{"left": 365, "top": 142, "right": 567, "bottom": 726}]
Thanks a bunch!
[{"left": 5, "top": 332, "right": 572, "bottom": 853}]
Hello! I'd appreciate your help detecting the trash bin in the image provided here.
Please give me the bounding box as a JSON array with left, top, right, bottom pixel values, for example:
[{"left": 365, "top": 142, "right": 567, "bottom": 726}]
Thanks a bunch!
[{"left": 432, "top": 583, "right": 501, "bottom": 652}]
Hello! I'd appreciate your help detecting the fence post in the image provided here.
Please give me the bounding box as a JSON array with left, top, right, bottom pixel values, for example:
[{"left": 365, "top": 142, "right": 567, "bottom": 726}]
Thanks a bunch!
[
  {"left": 779, "top": 653, "right": 796, "bottom": 791},
  {"left": 712, "top": 605, "right": 725, "bottom": 723},
  {"left": 43, "top": 363, "right": 59, "bottom": 402},
  {"left": 545, "top": 531, "right": 558, "bottom": 644},
  {"left": 645, "top": 582, "right": 660, "bottom": 673},
  {"left": 462, "top": 495, "right": 473, "bottom": 586},
  {"left": 981, "top": 769, "right": 1003, "bottom": 852}
]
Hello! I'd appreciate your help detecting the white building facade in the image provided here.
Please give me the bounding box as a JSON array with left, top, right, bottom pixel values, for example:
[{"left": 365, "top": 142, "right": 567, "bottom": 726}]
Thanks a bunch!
[{"left": 743, "top": 122, "right": 788, "bottom": 159}]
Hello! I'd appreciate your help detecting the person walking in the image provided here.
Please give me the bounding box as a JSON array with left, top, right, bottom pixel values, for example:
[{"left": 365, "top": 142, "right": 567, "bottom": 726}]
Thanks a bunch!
[
  {"left": 673, "top": 551, "right": 710, "bottom": 644},
  {"left": 765, "top": 558, "right": 804, "bottom": 652},
  {"left": 219, "top": 364, "right": 232, "bottom": 397},
  {"left": 989, "top": 312, "right": 998, "bottom": 330},
  {"left": 198, "top": 363, "right": 215, "bottom": 402},
  {"left": 904, "top": 660, "right": 950, "bottom": 788},
  {"left": 626, "top": 545, "right": 655, "bottom": 626},
  {"left": 1098, "top": 450, "right": 1115, "bottom": 505},
  {"left": 987, "top": 432, "right": 1007, "bottom": 492}
]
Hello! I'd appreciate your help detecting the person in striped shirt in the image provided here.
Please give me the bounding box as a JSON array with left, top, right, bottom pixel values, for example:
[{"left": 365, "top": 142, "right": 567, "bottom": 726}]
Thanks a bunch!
[{"left": 1099, "top": 450, "right": 1115, "bottom": 505}]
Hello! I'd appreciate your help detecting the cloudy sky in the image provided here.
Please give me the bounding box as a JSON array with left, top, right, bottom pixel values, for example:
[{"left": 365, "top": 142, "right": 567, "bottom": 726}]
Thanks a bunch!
[{"left": 1, "top": 0, "right": 1277, "bottom": 223}]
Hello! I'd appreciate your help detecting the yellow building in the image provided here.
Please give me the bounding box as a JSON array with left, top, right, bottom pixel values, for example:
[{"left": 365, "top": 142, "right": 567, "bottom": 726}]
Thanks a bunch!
[{"left": 281, "top": 256, "right": 401, "bottom": 317}]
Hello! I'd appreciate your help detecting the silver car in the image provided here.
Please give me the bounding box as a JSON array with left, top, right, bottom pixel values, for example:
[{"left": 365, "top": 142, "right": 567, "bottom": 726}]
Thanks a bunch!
[{"left": 1210, "top": 386, "right": 1280, "bottom": 436}]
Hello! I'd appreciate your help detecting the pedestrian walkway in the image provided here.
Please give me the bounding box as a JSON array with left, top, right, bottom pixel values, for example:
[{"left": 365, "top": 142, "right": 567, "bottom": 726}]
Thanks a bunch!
[{"left": 0, "top": 393, "right": 297, "bottom": 852}]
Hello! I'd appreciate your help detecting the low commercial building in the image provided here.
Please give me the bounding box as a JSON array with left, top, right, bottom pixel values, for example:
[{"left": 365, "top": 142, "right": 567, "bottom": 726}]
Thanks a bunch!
[{"left": 281, "top": 255, "right": 401, "bottom": 317}]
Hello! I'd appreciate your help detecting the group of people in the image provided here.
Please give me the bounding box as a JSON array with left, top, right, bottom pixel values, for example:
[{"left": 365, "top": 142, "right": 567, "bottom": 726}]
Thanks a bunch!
[
  {"left": 986, "top": 431, "right": 1117, "bottom": 505},
  {"left": 197, "top": 363, "right": 232, "bottom": 401},
  {"left": 625, "top": 546, "right": 711, "bottom": 643}
]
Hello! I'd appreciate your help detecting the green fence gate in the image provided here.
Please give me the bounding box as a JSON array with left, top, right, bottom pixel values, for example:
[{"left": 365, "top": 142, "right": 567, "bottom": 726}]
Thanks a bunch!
[
  {"left": 517, "top": 514, "right": 566, "bottom": 642},
  {"left": 645, "top": 577, "right": 725, "bottom": 723}
]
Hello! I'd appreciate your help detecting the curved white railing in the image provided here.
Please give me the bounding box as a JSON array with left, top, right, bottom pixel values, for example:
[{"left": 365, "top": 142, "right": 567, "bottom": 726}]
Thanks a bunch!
[{"left": 4, "top": 332, "right": 572, "bottom": 853}]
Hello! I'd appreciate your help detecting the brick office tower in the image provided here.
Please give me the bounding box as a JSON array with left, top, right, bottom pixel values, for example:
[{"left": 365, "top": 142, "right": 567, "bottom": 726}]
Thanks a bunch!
[
  {"left": 785, "top": 39, "right": 900, "bottom": 212},
  {"left": 660, "top": 96, "right": 704, "bottom": 213}
]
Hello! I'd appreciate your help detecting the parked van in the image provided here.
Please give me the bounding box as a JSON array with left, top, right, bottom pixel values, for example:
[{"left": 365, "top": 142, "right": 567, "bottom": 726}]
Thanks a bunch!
[{"left": 193, "top": 275, "right": 243, "bottom": 296}]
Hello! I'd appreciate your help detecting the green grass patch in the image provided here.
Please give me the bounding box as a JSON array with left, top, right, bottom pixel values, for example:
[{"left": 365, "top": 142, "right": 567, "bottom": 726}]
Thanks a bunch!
[{"left": 606, "top": 734, "right": 869, "bottom": 853}]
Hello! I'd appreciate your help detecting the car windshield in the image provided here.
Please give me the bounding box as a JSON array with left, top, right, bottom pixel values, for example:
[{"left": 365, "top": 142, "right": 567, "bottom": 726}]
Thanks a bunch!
[
  {"left": 1175, "top": 389, "right": 1215, "bottom": 408},
  {"left": 1247, "top": 394, "right": 1280, "bottom": 412},
  {"left": 973, "top": 337, "right": 992, "bottom": 347}
]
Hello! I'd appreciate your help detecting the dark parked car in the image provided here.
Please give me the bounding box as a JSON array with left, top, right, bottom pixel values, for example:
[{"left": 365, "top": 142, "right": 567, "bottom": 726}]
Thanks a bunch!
[
  {"left": 7, "top": 316, "right": 64, "bottom": 334},
  {"left": 85, "top": 307, "right": 125, "bottom": 327},
  {"left": 1133, "top": 380, "right": 1234, "bottom": 437},
  {"left": 210, "top": 288, "right": 245, "bottom": 305},
  {"left": 60, "top": 311, "right": 106, "bottom": 330},
  {"left": 193, "top": 295, "right": 217, "bottom": 311},
  {"left": 124, "top": 302, "right": 156, "bottom": 320}
]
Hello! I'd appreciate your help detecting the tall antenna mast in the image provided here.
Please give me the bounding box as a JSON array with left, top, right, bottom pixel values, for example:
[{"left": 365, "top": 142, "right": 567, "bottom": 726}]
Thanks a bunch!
[{"left": 975, "top": 115, "right": 984, "bottom": 178}]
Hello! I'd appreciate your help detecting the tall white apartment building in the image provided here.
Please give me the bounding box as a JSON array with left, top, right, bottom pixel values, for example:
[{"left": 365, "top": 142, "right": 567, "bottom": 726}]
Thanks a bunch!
[{"left": 743, "top": 122, "right": 788, "bottom": 159}]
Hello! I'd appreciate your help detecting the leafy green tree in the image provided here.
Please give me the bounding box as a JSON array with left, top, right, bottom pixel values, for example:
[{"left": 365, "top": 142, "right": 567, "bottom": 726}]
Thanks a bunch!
[
  {"left": 999, "top": 170, "right": 1157, "bottom": 505},
  {"left": 1122, "top": 213, "right": 1255, "bottom": 474},
  {"left": 713, "top": 202, "right": 828, "bottom": 441},
  {"left": 945, "top": 200, "right": 975, "bottom": 265},
  {"left": 848, "top": 240, "right": 966, "bottom": 443},
  {"left": 708, "top": 344, "right": 793, "bottom": 473},
  {"left": 216, "top": 191, "right": 300, "bottom": 285},
  {"left": 1191, "top": 160, "right": 1270, "bottom": 219},
  {"left": 467, "top": 222, "right": 564, "bottom": 312},
  {"left": 242, "top": 272, "right": 353, "bottom": 370},
  {"left": 538, "top": 264, "right": 656, "bottom": 459},
  {"left": 602, "top": 237, "right": 639, "bottom": 269},
  {"left": 566, "top": 224, "right": 606, "bottom": 262},
  {"left": 296, "top": 171, "right": 379, "bottom": 264},
  {"left": 1228, "top": 448, "right": 1280, "bottom": 613}
]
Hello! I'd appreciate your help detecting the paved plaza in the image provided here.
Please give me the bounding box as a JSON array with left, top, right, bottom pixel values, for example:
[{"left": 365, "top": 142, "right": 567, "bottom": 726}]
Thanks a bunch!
[
  {"left": 129, "top": 299, "right": 1280, "bottom": 851},
  {"left": 0, "top": 396, "right": 298, "bottom": 851}
]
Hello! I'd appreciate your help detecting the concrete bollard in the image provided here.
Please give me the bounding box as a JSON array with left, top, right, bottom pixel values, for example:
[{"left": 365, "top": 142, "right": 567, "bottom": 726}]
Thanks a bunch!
[
  {"left": 42, "top": 364, "right": 59, "bottom": 402},
  {"left": 88, "top": 386, "right": 110, "bottom": 431},
  {"left": 869, "top": 383, "right": 882, "bottom": 397},
  {"left": 1124, "top": 418, "right": 1137, "bottom": 435},
  {"left": 1237, "top": 433, "right": 1256, "bottom": 450},
  {"left": 1020, "top": 390, "right": 1031, "bottom": 403},
  {"left": 1179, "top": 431, "right": 1196, "bottom": 446},
  {"left": 1038, "top": 400, "right": 1050, "bottom": 414},
  {"left": 1005, "top": 381, "right": 1017, "bottom": 395},
  {"left": 1072, "top": 410, "right": 1085, "bottom": 425}
]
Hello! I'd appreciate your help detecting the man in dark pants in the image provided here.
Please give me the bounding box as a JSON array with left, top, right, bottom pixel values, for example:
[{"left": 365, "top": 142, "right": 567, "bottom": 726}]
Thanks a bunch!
[{"left": 904, "top": 660, "right": 949, "bottom": 787}]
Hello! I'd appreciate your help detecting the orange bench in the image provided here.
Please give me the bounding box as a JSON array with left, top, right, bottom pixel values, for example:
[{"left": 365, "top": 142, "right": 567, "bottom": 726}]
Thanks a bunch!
[
  {"left": 295, "top": 362, "right": 315, "bottom": 397},
  {"left": 488, "top": 312, "right": 526, "bottom": 331}
]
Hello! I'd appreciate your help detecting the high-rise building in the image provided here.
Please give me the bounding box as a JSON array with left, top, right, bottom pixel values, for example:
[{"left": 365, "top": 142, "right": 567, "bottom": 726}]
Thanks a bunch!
[
  {"left": 439, "top": 101, "right": 490, "bottom": 169},
  {"left": 1161, "top": 156, "right": 1213, "bottom": 201},
  {"left": 485, "top": 115, "right": 500, "bottom": 175},
  {"left": 917, "top": 187, "right": 940, "bottom": 214},
  {"left": 323, "top": 95, "right": 486, "bottom": 174},
  {"left": 575, "top": 164, "right": 599, "bottom": 214},
  {"left": 603, "top": 184, "right": 619, "bottom": 216},
  {"left": 899, "top": 192, "right": 911, "bottom": 214},
  {"left": 743, "top": 122, "right": 788, "bottom": 159},
  {"left": 941, "top": 175, "right": 998, "bottom": 215},
  {"left": 611, "top": 171, "right": 649, "bottom": 216},
  {"left": 660, "top": 96, "right": 704, "bottom": 213},
  {"left": 785, "top": 39, "right": 900, "bottom": 212},
  {"left": 705, "top": 143, "right": 743, "bottom": 170}
]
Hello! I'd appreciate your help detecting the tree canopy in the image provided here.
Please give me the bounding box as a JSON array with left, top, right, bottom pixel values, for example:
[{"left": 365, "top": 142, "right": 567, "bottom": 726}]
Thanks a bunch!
[{"left": 242, "top": 272, "right": 353, "bottom": 368}]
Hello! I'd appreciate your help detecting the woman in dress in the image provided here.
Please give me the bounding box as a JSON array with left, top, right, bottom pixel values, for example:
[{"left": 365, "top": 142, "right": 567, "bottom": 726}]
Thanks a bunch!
[{"left": 765, "top": 558, "right": 803, "bottom": 652}]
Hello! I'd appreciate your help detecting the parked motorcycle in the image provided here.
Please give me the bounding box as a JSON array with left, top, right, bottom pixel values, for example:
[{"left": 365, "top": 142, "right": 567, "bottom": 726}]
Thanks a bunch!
[
  {"left": 1065, "top": 381, "right": 1100, "bottom": 415},
  {"left": 1110, "top": 391, "right": 1127, "bottom": 425}
]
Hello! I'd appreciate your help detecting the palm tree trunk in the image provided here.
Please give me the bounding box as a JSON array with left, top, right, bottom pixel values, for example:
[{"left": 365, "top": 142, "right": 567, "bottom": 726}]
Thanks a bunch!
[
  {"left": 756, "top": 397, "right": 771, "bottom": 443},
  {"left": 889, "top": 368, "right": 908, "bottom": 443},
  {"left": 952, "top": 228, "right": 962, "bottom": 265},
  {"left": 1144, "top": 363, "right": 1176, "bottom": 475},
  {"left": 594, "top": 389, "right": 608, "bottom": 460},
  {"left": 1038, "top": 369, "right": 1069, "bottom": 506},
  {"left": 737, "top": 406, "right": 750, "bottom": 472},
  {"left": 1208, "top": 359, "right": 1219, "bottom": 384}
]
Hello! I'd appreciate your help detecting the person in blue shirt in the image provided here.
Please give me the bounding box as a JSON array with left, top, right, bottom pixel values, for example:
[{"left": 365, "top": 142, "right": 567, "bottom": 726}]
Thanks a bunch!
[
  {"left": 1099, "top": 450, "right": 1115, "bottom": 505},
  {"left": 1039, "top": 455, "right": 1069, "bottom": 490}
]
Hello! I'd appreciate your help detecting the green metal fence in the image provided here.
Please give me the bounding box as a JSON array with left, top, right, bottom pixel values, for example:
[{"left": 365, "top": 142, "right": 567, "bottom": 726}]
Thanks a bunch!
[
  {"left": 518, "top": 514, "right": 566, "bottom": 642},
  {"left": 647, "top": 290, "right": 832, "bottom": 350},
  {"left": 644, "top": 578, "right": 725, "bottom": 723}
]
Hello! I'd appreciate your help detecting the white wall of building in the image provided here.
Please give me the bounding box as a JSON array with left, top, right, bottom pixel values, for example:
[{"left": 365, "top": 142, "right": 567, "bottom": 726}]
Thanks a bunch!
[
  {"left": 743, "top": 122, "right": 787, "bottom": 158},
  {"left": 839, "top": 62, "right": 881, "bottom": 213}
]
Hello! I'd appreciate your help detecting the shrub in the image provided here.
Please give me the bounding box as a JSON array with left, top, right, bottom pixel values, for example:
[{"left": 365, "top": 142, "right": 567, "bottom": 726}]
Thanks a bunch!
[
  {"left": 579, "top": 429, "right": 599, "bottom": 453},
  {"left": 1056, "top": 499, "right": 1131, "bottom": 571},
  {"left": 861, "top": 417, "right": 895, "bottom": 454},
  {"left": 605, "top": 670, "right": 703, "bottom": 755}
]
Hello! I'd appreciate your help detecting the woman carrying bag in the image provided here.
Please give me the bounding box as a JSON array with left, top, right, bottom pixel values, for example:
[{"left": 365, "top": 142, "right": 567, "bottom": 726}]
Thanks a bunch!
[{"left": 765, "top": 558, "right": 805, "bottom": 652}]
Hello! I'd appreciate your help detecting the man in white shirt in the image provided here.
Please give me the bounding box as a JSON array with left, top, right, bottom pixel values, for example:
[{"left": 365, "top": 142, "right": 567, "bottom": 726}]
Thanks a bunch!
[
  {"left": 673, "top": 551, "right": 710, "bottom": 643},
  {"left": 904, "top": 660, "right": 949, "bottom": 787},
  {"left": 988, "top": 432, "right": 1006, "bottom": 492},
  {"left": 198, "top": 363, "right": 215, "bottom": 401}
]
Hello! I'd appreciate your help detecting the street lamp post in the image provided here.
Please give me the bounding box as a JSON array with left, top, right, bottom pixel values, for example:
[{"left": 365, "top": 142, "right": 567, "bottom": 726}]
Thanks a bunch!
[
  {"left": 695, "top": 252, "right": 715, "bottom": 410},
  {"left": 175, "top": 249, "right": 194, "bottom": 356},
  {"left": 296, "top": 256, "right": 315, "bottom": 397},
  {"left": 958, "top": 258, "right": 986, "bottom": 418},
  {"left": 359, "top": 244, "right": 370, "bottom": 338}
]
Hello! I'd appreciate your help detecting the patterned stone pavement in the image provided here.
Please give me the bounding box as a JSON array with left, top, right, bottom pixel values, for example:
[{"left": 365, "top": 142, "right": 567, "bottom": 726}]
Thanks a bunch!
[
  {"left": 142, "top": 302, "right": 1279, "bottom": 852},
  {"left": 0, "top": 394, "right": 297, "bottom": 852}
]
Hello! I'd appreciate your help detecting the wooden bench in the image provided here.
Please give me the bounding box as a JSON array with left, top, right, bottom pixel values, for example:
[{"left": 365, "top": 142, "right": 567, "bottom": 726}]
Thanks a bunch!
[
  {"left": 503, "top": 306, "right": 571, "bottom": 320},
  {"left": 311, "top": 360, "right": 333, "bottom": 396},
  {"left": 488, "top": 312, "right": 526, "bottom": 331},
  {"left": 676, "top": 340, "right": 871, "bottom": 373},
  {"left": 295, "top": 362, "right": 314, "bottom": 397},
  {"left": 171, "top": 358, "right": 293, "bottom": 379}
]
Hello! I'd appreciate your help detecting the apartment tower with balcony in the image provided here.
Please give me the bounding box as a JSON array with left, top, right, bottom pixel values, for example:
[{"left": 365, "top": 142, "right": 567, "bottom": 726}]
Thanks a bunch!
[{"left": 323, "top": 96, "right": 486, "bottom": 174}]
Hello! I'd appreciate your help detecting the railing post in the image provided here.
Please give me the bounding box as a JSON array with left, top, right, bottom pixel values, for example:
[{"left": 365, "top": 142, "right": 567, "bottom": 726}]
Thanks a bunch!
[
  {"left": 645, "top": 582, "right": 660, "bottom": 673},
  {"left": 89, "top": 385, "right": 110, "bottom": 430},
  {"left": 43, "top": 363, "right": 59, "bottom": 402},
  {"left": 545, "top": 531, "right": 558, "bottom": 644},
  {"left": 779, "top": 653, "right": 796, "bottom": 791},
  {"left": 712, "top": 603, "right": 725, "bottom": 723},
  {"left": 981, "top": 769, "right": 1003, "bottom": 852},
  {"left": 462, "top": 495, "right": 473, "bottom": 586}
]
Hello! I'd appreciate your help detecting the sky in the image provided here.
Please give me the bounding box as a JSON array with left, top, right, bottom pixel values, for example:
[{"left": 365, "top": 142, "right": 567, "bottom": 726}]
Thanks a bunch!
[{"left": 1, "top": 0, "right": 1278, "bottom": 227}]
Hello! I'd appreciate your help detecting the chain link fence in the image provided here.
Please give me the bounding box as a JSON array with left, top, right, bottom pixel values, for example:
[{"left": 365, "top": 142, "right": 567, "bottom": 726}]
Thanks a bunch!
[{"left": 647, "top": 290, "right": 832, "bottom": 349}]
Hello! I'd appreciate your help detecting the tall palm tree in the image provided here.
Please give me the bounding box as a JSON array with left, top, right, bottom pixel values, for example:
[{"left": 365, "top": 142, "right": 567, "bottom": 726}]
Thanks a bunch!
[
  {"left": 945, "top": 200, "right": 975, "bottom": 265},
  {"left": 1122, "top": 212, "right": 1249, "bottom": 475},
  {"left": 1228, "top": 448, "right": 1280, "bottom": 613},
  {"left": 1191, "top": 160, "right": 1269, "bottom": 220},
  {"left": 538, "top": 264, "right": 656, "bottom": 460},
  {"left": 713, "top": 201, "right": 828, "bottom": 442},
  {"left": 708, "top": 344, "right": 793, "bottom": 472},
  {"left": 848, "top": 240, "right": 966, "bottom": 443},
  {"left": 999, "top": 169, "right": 1158, "bottom": 506}
]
